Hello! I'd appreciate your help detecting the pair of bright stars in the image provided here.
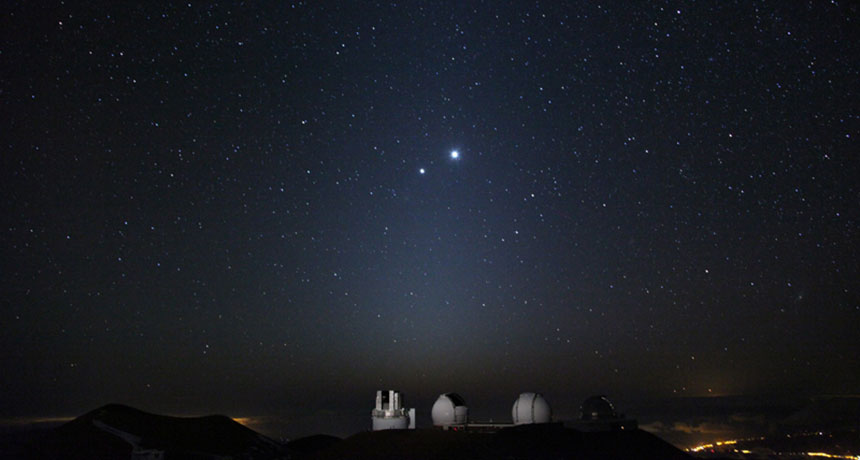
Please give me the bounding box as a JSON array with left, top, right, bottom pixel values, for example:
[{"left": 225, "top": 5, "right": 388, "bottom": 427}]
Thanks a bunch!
[{"left": 419, "top": 150, "right": 459, "bottom": 175}]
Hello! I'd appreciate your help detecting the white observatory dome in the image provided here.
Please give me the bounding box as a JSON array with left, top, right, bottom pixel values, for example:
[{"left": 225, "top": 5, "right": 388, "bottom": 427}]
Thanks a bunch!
[
  {"left": 431, "top": 393, "right": 468, "bottom": 426},
  {"left": 511, "top": 392, "right": 551, "bottom": 425}
]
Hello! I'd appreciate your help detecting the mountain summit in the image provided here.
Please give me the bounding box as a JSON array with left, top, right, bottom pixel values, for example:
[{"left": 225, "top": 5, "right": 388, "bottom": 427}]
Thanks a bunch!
[{"left": 26, "top": 403, "right": 288, "bottom": 459}]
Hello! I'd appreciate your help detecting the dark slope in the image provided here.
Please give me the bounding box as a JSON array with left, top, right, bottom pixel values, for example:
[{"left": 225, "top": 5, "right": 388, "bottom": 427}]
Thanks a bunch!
[
  {"left": 286, "top": 434, "right": 342, "bottom": 456},
  {"left": 305, "top": 423, "right": 693, "bottom": 460},
  {"left": 26, "top": 403, "right": 288, "bottom": 460}
]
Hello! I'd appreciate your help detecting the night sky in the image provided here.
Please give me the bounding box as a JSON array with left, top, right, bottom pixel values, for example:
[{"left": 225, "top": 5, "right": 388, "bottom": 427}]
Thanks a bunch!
[{"left": 2, "top": 0, "right": 858, "bottom": 438}]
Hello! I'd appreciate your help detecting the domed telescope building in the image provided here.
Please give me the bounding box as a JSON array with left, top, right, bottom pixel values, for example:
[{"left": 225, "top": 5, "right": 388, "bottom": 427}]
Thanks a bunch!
[
  {"left": 511, "top": 392, "right": 552, "bottom": 425},
  {"left": 371, "top": 390, "right": 415, "bottom": 431},
  {"left": 581, "top": 395, "right": 617, "bottom": 420},
  {"left": 431, "top": 393, "right": 469, "bottom": 427},
  {"left": 566, "top": 395, "right": 637, "bottom": 431}
]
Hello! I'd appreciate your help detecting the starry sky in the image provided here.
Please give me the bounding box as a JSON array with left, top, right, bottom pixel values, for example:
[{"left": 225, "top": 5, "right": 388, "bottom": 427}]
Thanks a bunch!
[{"left": 1, "top": 0, "right": 858, "bottom": 436}]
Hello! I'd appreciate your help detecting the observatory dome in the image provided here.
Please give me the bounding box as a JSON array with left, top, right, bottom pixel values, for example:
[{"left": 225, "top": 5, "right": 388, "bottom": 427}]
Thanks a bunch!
[
  {"left": 431, "top": 393, "right": 468, "bottom": 426},
  {"left": 371, "top": 390, "right": 414, "bottom": 431},
  {"left": 580, "top": 395, "right": 617, "bottom": 421},
  {"left": 511, "top": 392, "right": 551, "bottom": 425}
]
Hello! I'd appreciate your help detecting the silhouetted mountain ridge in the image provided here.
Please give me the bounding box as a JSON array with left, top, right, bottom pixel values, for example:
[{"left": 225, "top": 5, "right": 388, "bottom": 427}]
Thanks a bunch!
[
  {"left": 24, "top": 403, "right": 696, "bottom": 459},
  {"left": 27, "top": 403, "right": 288, "bottom": 459}
]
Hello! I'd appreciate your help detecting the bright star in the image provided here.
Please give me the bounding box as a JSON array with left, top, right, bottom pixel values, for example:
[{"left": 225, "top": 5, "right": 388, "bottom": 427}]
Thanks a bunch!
[
  {"left": 419, "top": 168, "right": 425, "bottom": 174},
  {"left": 451, "top": 150, "right": 459, "bottom": 159}
]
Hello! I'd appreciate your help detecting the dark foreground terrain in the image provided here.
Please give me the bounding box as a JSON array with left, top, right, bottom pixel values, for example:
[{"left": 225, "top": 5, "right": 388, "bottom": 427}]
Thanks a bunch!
[
  {"left": 19, "top": 404, "right": 693, "bottom": 459},
  {"left": 303, "top": 424, "right": 692, "bottom": 460},
  {"left": 23, "top": 404, "right": 289, "bottom": 459}
]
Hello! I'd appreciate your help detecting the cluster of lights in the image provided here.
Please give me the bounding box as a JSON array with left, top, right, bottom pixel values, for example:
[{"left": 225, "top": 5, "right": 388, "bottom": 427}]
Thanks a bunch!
[
  {"left": 689, "top": 439, "right": 737, "bottom": 452},
  {"left": 688, "top": 439, "right": 858, "bottom": 459},
  {"left": 805, "top": 453, "right": 859, "bottom": 460}
]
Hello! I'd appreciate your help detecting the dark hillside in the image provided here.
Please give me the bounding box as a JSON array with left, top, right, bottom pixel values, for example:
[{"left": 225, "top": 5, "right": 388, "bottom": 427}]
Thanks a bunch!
[
  {"left": 306, "top": 423, "right": 693, "bottom": 460},
  {"left": 23, "top": 404, "right": 695, "bottom": 459},
  {"left": 26, "top": 404, "right": 288, "bottom": 459}
]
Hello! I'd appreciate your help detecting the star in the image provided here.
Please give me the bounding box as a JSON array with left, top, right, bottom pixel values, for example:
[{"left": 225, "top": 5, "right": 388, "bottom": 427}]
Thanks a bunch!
[
  {"left": 419, "top": 168, "right": 426, "bottom": 174},
  {"left": 450, "top": 150, "right": 459, "bottom": 159}
]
